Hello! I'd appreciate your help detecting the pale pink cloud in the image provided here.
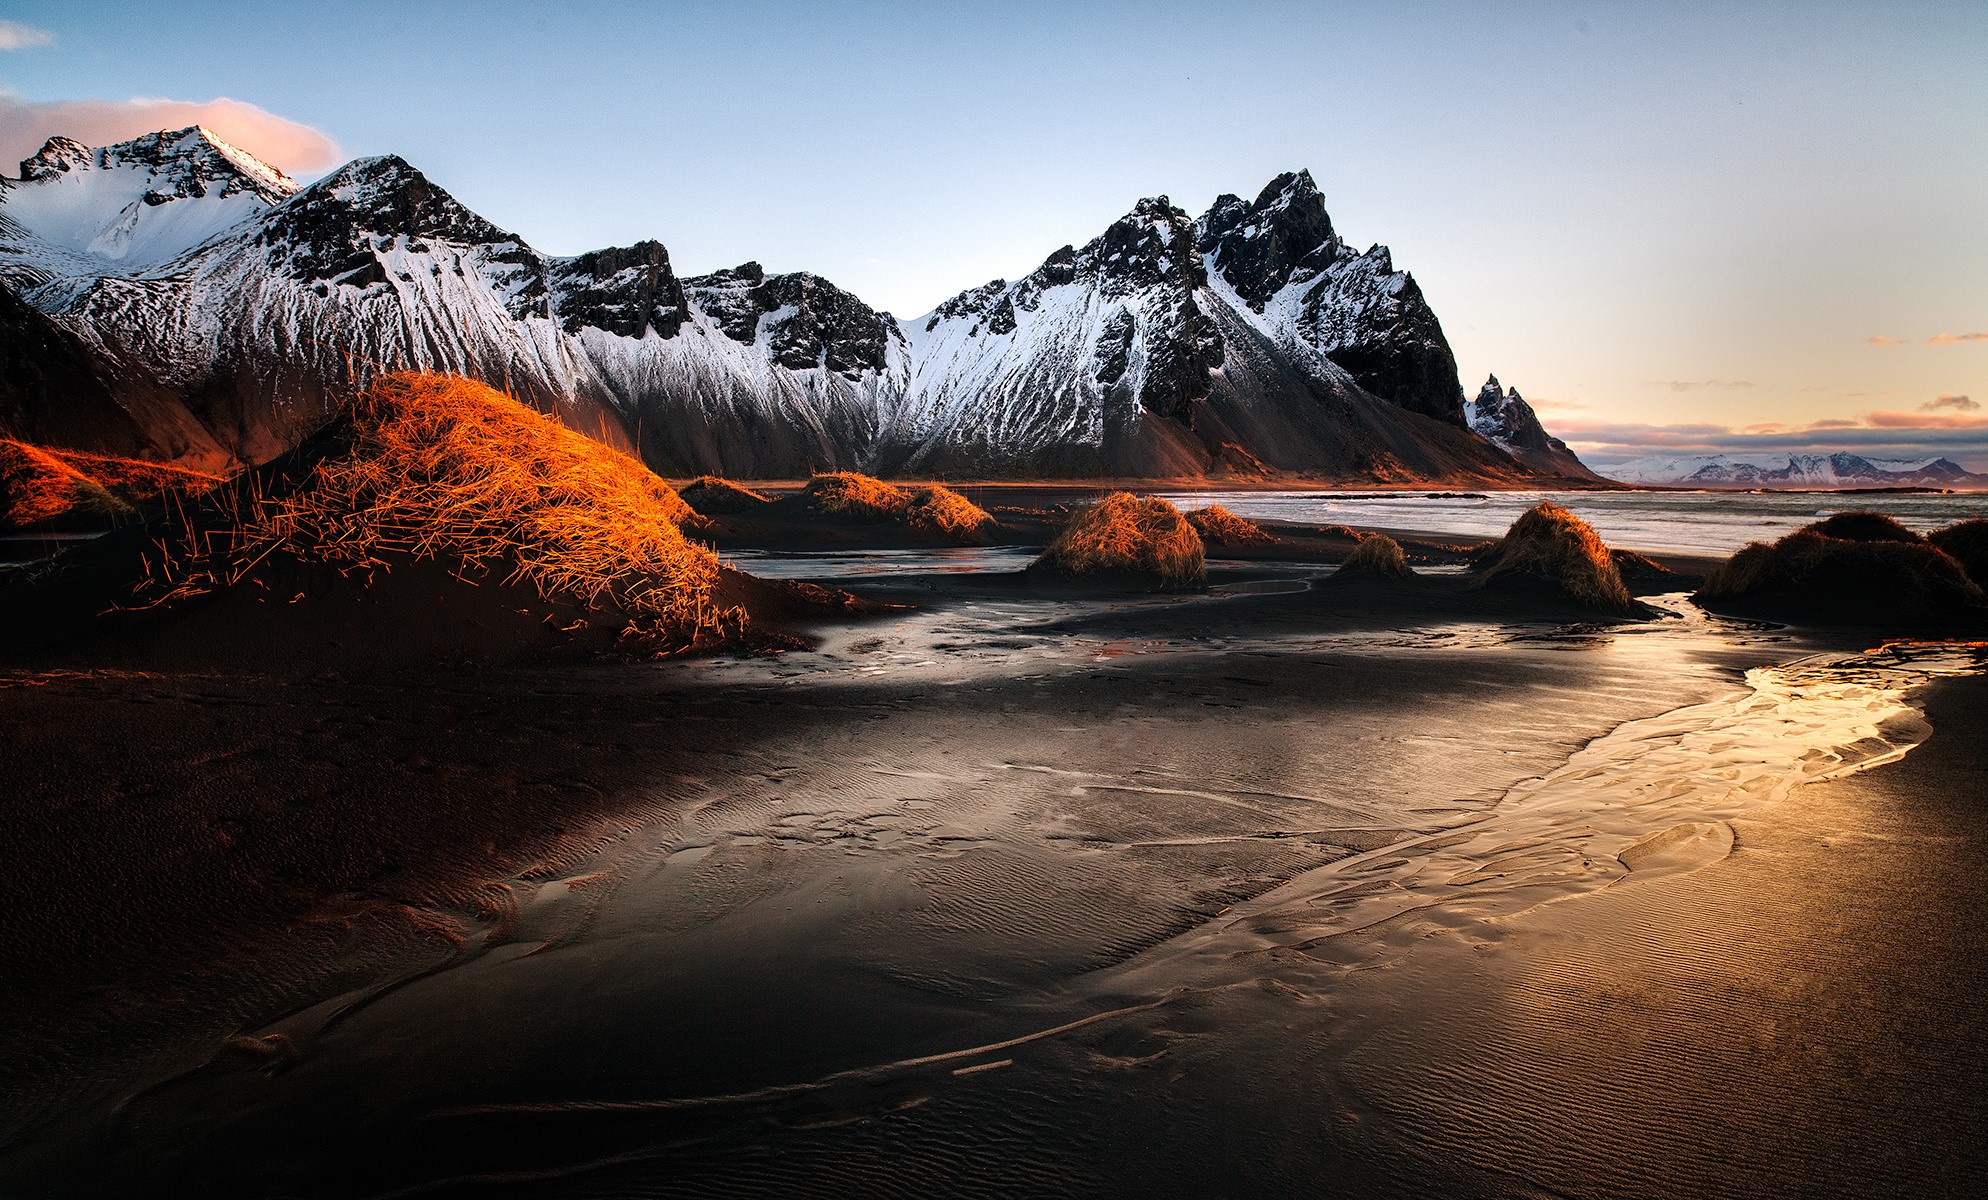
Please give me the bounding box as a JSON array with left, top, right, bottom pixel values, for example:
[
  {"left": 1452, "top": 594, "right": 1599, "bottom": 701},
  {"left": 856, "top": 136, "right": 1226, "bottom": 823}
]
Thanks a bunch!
[
  {"left": 0, "top": 95, "right": 342, "bottom": 176},
  {"left": 1863, "top": 410, "right": 1988, "bottom": 430},
  {"left": 1928, "top": 331, "right": 1988, "bottom": 345},
  {"left": 1865, "top": 335, "right": 1906, "bottom": 346}
]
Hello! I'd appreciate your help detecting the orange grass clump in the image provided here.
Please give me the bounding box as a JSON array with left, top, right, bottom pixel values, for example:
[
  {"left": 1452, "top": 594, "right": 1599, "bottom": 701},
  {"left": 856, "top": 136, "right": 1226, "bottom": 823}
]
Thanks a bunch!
[
  {"left": 131, "top": 373, "right": 741, "bottom": 651},
  {"left": 1184, "top": 504, "right": 1272, "bottom": 546},
  {"left": 903, "top": 485, "right": 995, "bottom": 543},
  {"left": 1, "top": 438, "right": 218, "bottom": 530},
  {"left": 1470, "top": 502, "right": 1635, "bottom": 613},
  {"left": 679, "top": 475, "right": 772, "bottom": 515},
  {"left": 801, "top": 471, "right": 911, "bottom": 520},
  {"left": 1336, "top": 532, "right": 1413, "bottom": 579},
  {"left": 1034, "top": 492, "right": 1205, "bottom": 586}
]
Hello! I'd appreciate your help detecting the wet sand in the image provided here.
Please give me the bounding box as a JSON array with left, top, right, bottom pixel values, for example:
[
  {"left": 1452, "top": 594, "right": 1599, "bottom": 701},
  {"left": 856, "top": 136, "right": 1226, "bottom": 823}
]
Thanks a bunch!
[{"left": 2, "top": 539, "right": 1984, "bottom": 1196}]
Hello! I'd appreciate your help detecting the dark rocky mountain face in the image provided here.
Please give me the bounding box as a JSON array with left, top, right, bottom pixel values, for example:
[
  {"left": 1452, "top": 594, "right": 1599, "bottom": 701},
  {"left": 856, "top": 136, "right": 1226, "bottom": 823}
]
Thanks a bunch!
[
  {"left": 1197, "top": 170, "right": 1336, "bottom": 310},
  {"left": 683, "top": 263, "right": 896, "bottom": 377},
  {"left": 549, "top": 241, "right": 685, "bottom": 338},
  {"left": 1194, "top": 170, "right": 1466, "bottom": 427}
]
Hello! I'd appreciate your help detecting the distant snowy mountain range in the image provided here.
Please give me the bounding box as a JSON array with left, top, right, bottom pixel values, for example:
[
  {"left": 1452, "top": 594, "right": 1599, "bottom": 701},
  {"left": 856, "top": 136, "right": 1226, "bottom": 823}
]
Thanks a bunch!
[
  {"left": 1598, "top": 453, "right": 1988, "bottom": 489},
  {"left": 1, "top": 126, "right": 1585, "bottom": 481}
]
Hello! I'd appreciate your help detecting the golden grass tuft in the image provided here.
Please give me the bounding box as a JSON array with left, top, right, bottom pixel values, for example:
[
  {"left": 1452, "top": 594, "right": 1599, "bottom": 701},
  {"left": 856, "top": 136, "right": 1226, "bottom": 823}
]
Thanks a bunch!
[
  {"left": 1034, "top": 492, "right": 1205, "bottom": 586},
  {"left": 1, "top": 438, "right": 219, "bottom": 530},
  {"left": 1470, "top": 502, "right": 1635, "bottom": 613},
  {"left": 903, "top": 485, "right": 995, "bottom": 543},
  {"left": 678, "top": 475, "right": 772, "bottom": 515},
  {"left": 130, "top": 372, "right": 741, "bottom": 652},
  {"left": 802, "top": 472, "right": 911, "bottom": 520},
  {"left": 1337, "top": 532, "right": 1413, "bottom": 579},
  {"left": 1184, "top": 505, "right": 1272, "bottom": 546}
]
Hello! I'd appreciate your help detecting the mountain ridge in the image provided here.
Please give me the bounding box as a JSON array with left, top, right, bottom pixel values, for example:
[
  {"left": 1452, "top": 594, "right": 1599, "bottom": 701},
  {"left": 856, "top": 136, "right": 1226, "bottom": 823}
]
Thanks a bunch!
[
  {"left": 0, "top": 129, "right": 1592, "bottom": 484},
  {"left": 1599, "top": 452, "right": 1988, "bottom": 489}
]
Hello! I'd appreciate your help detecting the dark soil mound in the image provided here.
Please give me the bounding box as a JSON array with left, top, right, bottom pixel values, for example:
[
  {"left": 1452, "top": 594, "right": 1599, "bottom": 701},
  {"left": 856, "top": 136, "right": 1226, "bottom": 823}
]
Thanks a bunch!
[
  {"left": 1697, "top": 524, "right": 1985, "bottom": 629},
  {"left": 1805, "top": 511, "right": 1923, "bottom": 544},
  {"left": 1928, "top": 519, "right": 1988, "bottom": 590}
]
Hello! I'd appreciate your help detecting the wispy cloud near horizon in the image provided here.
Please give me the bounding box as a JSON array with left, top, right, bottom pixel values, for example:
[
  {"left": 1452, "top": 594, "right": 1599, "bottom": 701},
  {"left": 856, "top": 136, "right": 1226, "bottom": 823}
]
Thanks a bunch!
[
  {"left": 1866, "top": 335, "right": 1906, "bottom": 346},
  {"left": 1928, "top": 331, "right": 1988, "bottom": 345},
  {"left": 0, "top": 20, "right": 54, "bottom": 51},
  {"left": 1652, "top": 379, "right": 1756, "bottom": 392},
  {"left": 0, "top": 95, "right": 342, "bottom": 176},
  {"left": 1921, "top": 394, "right": 1979, "bottom": 413}
]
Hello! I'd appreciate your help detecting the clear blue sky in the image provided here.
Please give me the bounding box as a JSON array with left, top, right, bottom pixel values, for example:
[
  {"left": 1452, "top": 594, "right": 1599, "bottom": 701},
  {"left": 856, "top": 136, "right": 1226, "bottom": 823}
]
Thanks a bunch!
[{"left": 3, "top": 0, "right": 1984, "bottom": 466}]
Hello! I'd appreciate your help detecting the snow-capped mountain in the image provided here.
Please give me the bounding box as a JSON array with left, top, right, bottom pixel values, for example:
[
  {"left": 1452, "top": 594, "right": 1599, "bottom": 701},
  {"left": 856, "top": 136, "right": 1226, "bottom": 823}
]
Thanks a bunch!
[
  {"left": 889, "top": 172, "right": 1535, "bottom": 478},
  {"left": 1465, "top": 375, "right": 1599, "bottom": 480},
  {"left": 0, "top": 126, "right": 296, "bottom": 289},
  {"left": 1599, "top": 453, "right": 1988, "bottom": 489},
  {"left": 0, "top": 129, "right": 1582, "bottom": 483}
]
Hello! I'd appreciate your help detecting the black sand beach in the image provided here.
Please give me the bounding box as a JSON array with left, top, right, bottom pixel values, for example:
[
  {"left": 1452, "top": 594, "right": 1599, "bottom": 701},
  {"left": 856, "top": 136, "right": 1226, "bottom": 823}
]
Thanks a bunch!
[{"left": 4, "top": 502, "right": 1984, "bottom": 1198}]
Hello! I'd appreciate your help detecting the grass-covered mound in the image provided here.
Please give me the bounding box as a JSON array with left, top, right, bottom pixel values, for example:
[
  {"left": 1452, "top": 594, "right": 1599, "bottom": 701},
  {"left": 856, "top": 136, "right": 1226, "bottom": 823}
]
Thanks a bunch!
[
  {"left": 903, "top": 484, "right": 996, "bottom": 542},
  {"left": 1929, "top": 519, "right": 1988, "bottom": 590},
  {"left": 1, "top": 439, "right": 218, "bottom": 533},
  {"left": 795, "top": 472, "right": 993, "bottom": 543},
  {"left": 802, "top": 472, "right": 912, "bottom": 520},
  {"left": 1469, "top": 503, "right": 1637, "bottom": 615},
  {"left": 678, "top": 475, "right": 771, "bottom": 516},
  {"left": 22, "top": 372, "right": 792, "bottom": 662},
  {"left": 1332, "top": 533, "right": 1414, "bottom": 581},
  {"left": 1697, "top": 517, "right": 1984, "bottom": 627},
  {"left": 1031, "top": 492, "right": 1205, "bottom": 589},
  {"left": 1184, "top": 505, "right": 1272, "bottom": 547}
]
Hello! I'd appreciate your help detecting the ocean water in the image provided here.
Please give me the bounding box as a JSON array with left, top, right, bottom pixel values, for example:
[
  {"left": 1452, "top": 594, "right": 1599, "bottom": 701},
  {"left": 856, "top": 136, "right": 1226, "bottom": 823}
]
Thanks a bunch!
[{"left": 1158, "top": 489, "right": 1988, "bottom": 557}]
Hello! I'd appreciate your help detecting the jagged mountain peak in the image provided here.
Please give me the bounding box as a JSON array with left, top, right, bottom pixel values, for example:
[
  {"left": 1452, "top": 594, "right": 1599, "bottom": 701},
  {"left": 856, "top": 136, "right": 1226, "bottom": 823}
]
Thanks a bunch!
[
  {"left": 1465, "top": 374, "right": 1597, "bottom": 480},
  {"left": 1194, "top": 169, "right": 1338, "bottom": 311},
  {"left": 17, "top": 136, "right": 92, "bottom": 180},
  {"left": 300, "top": 155, "right": 504, "bottom": 239},
  {"left": 234, "top": 156, "right": 550, "bottom": 322},
  {"left": 17, "top": 126, "right": 296, "bottom": 204}
]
